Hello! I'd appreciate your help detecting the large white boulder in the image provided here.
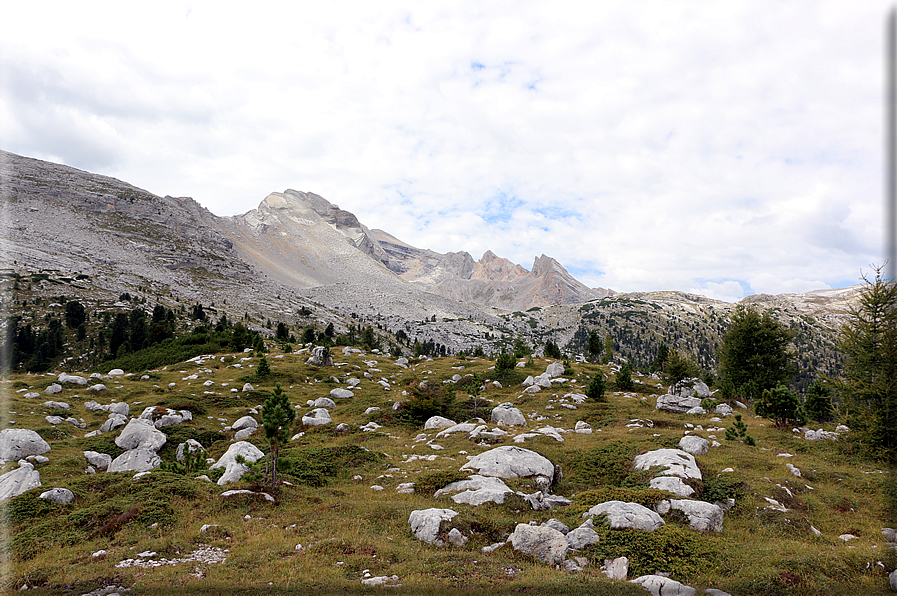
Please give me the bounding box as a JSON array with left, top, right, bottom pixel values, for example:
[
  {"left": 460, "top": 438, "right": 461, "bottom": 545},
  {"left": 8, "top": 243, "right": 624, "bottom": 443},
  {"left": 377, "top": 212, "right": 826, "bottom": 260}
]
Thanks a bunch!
[
  {"left": 633, "top": 449, "right": 702, "bottom": 480},
  {"left": 100, "top": 413, "right": 128, "bottom": 433},
  {"left": 566, "top": 525, "right": 601, "bottom": 550},
  {"left": 630, "top": 575, "right": 696, "bottom": 596},
  {"left": 58, "top": 373, "right": 88, "bottom": 385},
  {"left": 434, "top": 475, "right": 514, "bottom": 506},
  {"left": 0, "top": 462, "right": 41, "bottom": 502},
  {"left": 460, "top": 446, "right": 554, "bottom": 482},
  {"left": 44, "top": 384, "right": 62, "bottom": 394},
  {"left": 232, "top": 415, "right": 259, "bottom": 432},
  {"left": 545, "top": 362, "right": 565, "bottom": 378},
  {"left": 490, "top": 403, "right": 527, "bottom": 427},
  {"left": 313, "top": 397, "right": 336, "bottom": 409},
  {"left": 533, "top": 373, "right": 552, "bottom": 389},
  {"left": 648, "top": 476, "right": 694, "bottom": 497},
  {"left": 678, "top": 436, "right": 710, "bottom": 456},
  {"left": 408, "top": 508, "right": 458, "bottom": 545},
  {"left": 424, "top": 416, "right": 457, "bottom": 430},
  {"left": 583, "top": 501, "right": 664, "bottom": 531},
  {"left": 508, "top": 523, "right": 568, "bottom": 565},
  {"left": 39, "top": 487, "right": 74, "bottom": 504},
  {"left": 83, "top": 450, "right": 112, "bottom": 471},
  {"left": 330, "top": 388, "right": 354, "bottom": 399},
  {"left": 656, "top": 394, "right": 702, "bottom": 413},
  {"left": 302, "top": 408, "right": 332, "bottom": 426},
  {"left": 107, "top": 448, "right": 161, "bottom": 473},
  {"left": 114, "top": 418, "right": 167, "bottom": 452},
  {"left": 668, "top": 499, "right": 724, "bottom": 532},
  {"left": 0, "top": 429, "right": 50, "bottom": 461},
  {"left": 211, "top": 441, "right": 265, "bottom": 470}
]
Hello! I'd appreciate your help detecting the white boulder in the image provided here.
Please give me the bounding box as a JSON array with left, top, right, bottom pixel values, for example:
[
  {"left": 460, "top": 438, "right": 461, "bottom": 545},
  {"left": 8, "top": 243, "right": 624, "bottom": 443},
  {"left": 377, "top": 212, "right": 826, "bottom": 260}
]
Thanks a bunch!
[
  {"left": 232, "top": 416, "right": 259, "bottom": 432},
  {"left": 114, "top": 418, "right": 167, "bottom": 452},
  {"left": 633, "top": 449, "right": 702, "bottom": 480},
  {"left": 434, "top": 475, "right": 514, "bottom": 506},
  {"left": 491, "top": 403, "right": 527, "bottom": 427},
  {"left": 107, "top": 449, "right": 161, "bottom": 473},
  {"left": 408, "top": 508, "right": 458, "bottom": 545},
  {"left": 0, "top": 462, "right": 41, "bottom": 501},
  {"left": 631, "top": 575, "right": 696, "bottom": 596},
  {"left": 668, "top": 499, "right": 724, "bottom": 532},
  {"left": 460, "top": 446, "right": 554, "bottom": 482},
  {"left": 313, "top": 397, "right": 336, "bottom": 409},
  {"left": 302, "top": 408, "right": 332, "bottom": 426},
  {"left": 583, "top": 501, "right": 664, "bottom": 531},
  {"left": 39, "top": 487, "right": 74, "bottom": 504},
  {"left": 424, "top": 416, "right": 457, "bottom": 430},
  {"left": 330, "top": 388, "right": 354, "bottom": 399},
  {"left": 0, "top": 429, "right": 51, "bottom": 461},
  {"left": 508, "top": 523, "right": 568, "bottom": 565},
  {"left": 678, "top": 436, "right": 710, "bottom": 456},
  {"left": 83, "top": 451, "right": 112, "bottom": 470}
]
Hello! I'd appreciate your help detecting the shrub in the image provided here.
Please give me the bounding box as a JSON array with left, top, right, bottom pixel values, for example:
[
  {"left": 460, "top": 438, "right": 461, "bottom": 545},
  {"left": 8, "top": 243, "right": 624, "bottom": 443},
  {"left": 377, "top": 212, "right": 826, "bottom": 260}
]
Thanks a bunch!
[
  {"left": 494, "top": 352, "right": 516, "bottom": 378},
  {"left": 416, "top": 470, "right": 470, "bottom": 496},
  {"left": 756, "top": 384, "right": 806, "bottom": 427},
  {"left": 397, "top": 382, "right": 456, "bottom": 428},
  {"left": 567, "top": 443, "right": 639, "bottom": 488},
  {"left": 586, "top": 525, "right": 718, "bottom": 578}
]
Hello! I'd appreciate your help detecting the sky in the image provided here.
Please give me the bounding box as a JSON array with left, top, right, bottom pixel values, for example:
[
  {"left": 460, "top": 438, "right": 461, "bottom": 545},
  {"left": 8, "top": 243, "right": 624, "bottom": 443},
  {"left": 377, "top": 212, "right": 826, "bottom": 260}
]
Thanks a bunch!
[{"left": 0, "top": 1, "right": 892, "bottom": 302}]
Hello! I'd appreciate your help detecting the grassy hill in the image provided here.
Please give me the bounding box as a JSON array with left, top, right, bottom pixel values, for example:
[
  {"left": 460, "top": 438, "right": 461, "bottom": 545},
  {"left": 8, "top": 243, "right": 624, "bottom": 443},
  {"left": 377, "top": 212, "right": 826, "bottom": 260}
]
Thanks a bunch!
[{"left": 1, "top": 344, "right": 893, "bottom": 595}]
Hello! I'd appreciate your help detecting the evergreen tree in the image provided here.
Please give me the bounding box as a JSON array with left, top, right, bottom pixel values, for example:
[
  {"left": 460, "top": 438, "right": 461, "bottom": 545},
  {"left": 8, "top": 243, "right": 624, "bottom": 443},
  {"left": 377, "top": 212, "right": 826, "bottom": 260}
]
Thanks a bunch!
[
  {"left": 602, "top": 334, "right": 614, "bottom": 364},
  {"left": 256, "top": 354, "right": 271, "bottom": 379},
  {"left": 664, "top": 350, "right": 696, "bottom": 386},
  {"left": 755, "top": 384, "right": 805, "bottom": 427},
  {"left": 261, "top": 382, "right": 296, "bottom": 486},
  {"left": 544, "top": 340, "right": 562, "bottom": 359},
  {"left": 586, "top": 371, "right": 606, "bottom": 401},
  {"left": 495, "top": 352, "right": 516, "bottom": 378},
  {"left": 837, "top": 267, "right": 897, "bottom": 462},
  {"left": 615, "top": 361, "right": 634, "bottom": 391},
  {"left": 805, "top": 379, "right": 834, "bottom": 422},
  {"left": 64, "top": 300, "right": 87, "bottom": 328},
  {"left": 651, "top": 343, "right": 670, "bottom": 373},
  {"left": 587, "top": 330, "right": 602, "bottom": 362},
  {"left": 718, "top": 305, "right": 794, "bottom": 401}
]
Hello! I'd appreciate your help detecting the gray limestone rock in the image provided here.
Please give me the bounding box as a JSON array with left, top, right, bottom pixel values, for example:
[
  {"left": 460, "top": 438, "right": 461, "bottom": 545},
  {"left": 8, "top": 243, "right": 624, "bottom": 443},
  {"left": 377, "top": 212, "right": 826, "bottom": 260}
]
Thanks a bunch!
[
  {"left": 633, "top": 449, "right": 702, "bottom": 480},
  {"left": 45, "top": 384, "right": 62, "bottom": 394},
  {"left": 668, "top": 499, "right": 724, "bottom": 532},
  {"left": 107, "top": 449, "right": 161, "bottom": 473},
  {"left": 114, "top": 418, "right": 167, "bottom": 452},
  {"left": 648, "top": 476, "right": 694, "bottom": 497},
  {"left": 210, "top": 441, "right": 264, "bottom": 470},
  {"left": 0, "top": 429, "right": 51, "bottom": 461},
  {"left": 542, "top": 518, "right": 570, "bottom": 535},
  {"left": 545, "top": 362, "right": 564, "bottom": 378},
  {"left": 565, "top": 526, "right": 601, "bottom": 550},
  {"left": 678, "top": 436, "right": 710, "bottom": 456},
  {"left": 43, "top": 400, "right": 69, "bottom": 410},
  {"left": 460, "top": 446, "right": 554, "bottom": 481},
  {"left": 176, "top": 439, "right": 204, "bottom": 462},
  {"left": 313, "top": 397, "right": 336, "bottom": 409},
  {"left": 330, "top": 388, "right": 354, "bottom": 399},
  {"left": 655, "top": 394, "right": 702, "bottom": 413},
  {"left": 508, "top": 523, "right": 568, "bottom": 565},
  {"left": 302, "top": 408, "right": 332, "bottom": 426},
  {"left": 39, "top": 487, "right": 74, "bottom": 504},
  {"left": 583, "top": 501, "right": 664, "bottom": 531},
  {"left": 0, "top": 462, "right": 41, "bottom": 501},
  {"left": 100, "top": 413, "right": 128, "bottom": 433},
  {"left": 447, "top": 527, "right": 468, "bottom": 547},
  {"left": 491, "top": 403, "right": 527, "bottom": 427},
  {"left": 424, "top": 415, "right": 457, "bottom": 430},
  {"left": 631, "top": 575, "right": 696, "bottom": 596},
  {"left": 602, "top": 556, "right": 629, "bottom": 580},
  {"left": 408, "top": 508, "right": 458, "bottom": 545},
  {"left": 232, "top": 415, "right": 259, "bottom": 432},
  {"left": 435, "top": 475, "right": 513, "bottom": 506},
  {"left": 83, "top": 450, "right": 112, "bottom": 470}
]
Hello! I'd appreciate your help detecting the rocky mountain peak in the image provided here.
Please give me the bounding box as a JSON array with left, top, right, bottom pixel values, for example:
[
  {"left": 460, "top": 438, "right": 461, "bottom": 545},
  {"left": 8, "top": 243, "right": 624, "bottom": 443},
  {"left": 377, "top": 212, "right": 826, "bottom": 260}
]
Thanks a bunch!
[{"left": 472, "top": 251, "right": 529, "bottom": 282}]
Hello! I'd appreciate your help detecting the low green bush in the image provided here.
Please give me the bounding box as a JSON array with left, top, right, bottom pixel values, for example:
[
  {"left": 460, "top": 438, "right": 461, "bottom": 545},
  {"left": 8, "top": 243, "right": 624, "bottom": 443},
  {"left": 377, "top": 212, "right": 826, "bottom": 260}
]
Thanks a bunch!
[{"left": 585, "top": 524, "right": 718, "bottom": 578}]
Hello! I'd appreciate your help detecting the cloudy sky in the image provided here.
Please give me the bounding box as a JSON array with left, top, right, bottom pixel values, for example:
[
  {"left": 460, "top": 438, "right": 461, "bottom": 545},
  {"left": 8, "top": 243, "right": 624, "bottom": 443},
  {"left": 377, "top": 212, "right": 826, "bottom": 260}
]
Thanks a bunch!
[{"left": 0, "top": 1, "right": 891, "bottom": 302}]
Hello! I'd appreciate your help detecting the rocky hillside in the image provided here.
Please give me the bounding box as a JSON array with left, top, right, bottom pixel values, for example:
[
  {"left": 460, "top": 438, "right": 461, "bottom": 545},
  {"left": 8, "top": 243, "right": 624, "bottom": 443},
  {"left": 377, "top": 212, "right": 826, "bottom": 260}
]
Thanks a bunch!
[{"left": 0, "top": 149, "right": 863, "bottom": 384}]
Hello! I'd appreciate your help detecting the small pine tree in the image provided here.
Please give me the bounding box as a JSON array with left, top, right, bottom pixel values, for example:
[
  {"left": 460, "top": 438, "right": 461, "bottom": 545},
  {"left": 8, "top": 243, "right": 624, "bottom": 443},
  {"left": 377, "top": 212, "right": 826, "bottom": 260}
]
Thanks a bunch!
[
  {"left": 755, "top": 384, "right": 806, "bottom": 427},
  {"left": 587, "top": 330, "right": 602, "bottom": 363},
  {"left": 805, "top": 379, "right": 834, "bottom": 422},
  {"left": 586, "top": 371, "right": 606, "bottom": 401},
  {"left": 495, "top": 352, "right": 516, "bottom": 378},
  {"left": 615, "top": 362, "right": 634, "bottom": 391},
  {"left": 262, "top": 383, "right": 296, "bottom": 486},
  {"left": 256, "top": 355, "right": 271, "bottom": 379},
  {"left": 725, "top": 414, "right": 755, "bottom": 445}
]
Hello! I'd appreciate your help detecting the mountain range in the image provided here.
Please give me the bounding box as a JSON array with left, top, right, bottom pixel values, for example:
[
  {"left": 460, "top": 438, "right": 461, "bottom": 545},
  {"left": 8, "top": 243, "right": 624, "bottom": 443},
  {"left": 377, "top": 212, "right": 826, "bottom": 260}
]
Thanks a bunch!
[{"left": 0, "top": 149, "right": 862, "bottom": 382}]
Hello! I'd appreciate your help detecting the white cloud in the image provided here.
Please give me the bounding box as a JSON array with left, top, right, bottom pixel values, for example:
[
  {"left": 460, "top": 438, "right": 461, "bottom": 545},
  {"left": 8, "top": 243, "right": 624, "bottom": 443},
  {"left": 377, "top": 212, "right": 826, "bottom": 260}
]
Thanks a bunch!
[
  {"left": 748, "top": 274, "right": 832, "bottom": 296},
  {"left": 687, "top": 281, "right": 747, "bottom": 304},
  {"left": 0, "top": 0, "right": 889, "bottom": 300}
]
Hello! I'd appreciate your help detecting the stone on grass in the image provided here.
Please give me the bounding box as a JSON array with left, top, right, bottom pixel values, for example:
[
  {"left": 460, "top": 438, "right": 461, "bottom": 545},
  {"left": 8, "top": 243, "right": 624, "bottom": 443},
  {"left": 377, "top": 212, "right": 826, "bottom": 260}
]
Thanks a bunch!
[
  {"left": 574, "top": 421, "right": 593, "bottom": 434},
  {"left": 566, "top": 526, "right": 601, "bottom": 550},
  {"left": 545, "top": 362, "right": 565, "bottom": 378},
  {"left": 447, "top": 528, "right": 468, "bottom": 547},
  {"left": 890, "top": 569, "right": 897, "bottom": 591},
  {"left": 0, "top": 461, "right": 41, "bottom": 502},
  {"left": 83, "top": 451, "right": 112, "bottom": 470},
  {"left": 648, "top": 476, "right": 694, "bottom": 498},
  {"left": 217, "top": 463, "right": 250, "bottom": 485},
  {"left": 678, "top": 436, "right": 709, "bottom": 456},
  {"left": 668, "top": 499, "right": 724, "bottom": 532},
  {"left": 0, "top": 429, "right": 51, "bottom": 461},
  {"left": 714, "top": 403, "right": 733, "bottom": 416},
  {"left": 491, "top": 403, "right": 527, "bottom": 427},
  {"left": 508, "top": 523, "right": 568, "bottom": 565},
  {"left": 211, "top": 441, "right": 264, "bottom": 470},
  {"left": 58, "top": 373, "right": 88, "bottom": 385},
  {"left": 460, "top": 446, "right": 555, "bottom": 483},
  {"left": 434, "top": 475, "right": 513, "bottom": 506},
  {"left": 45, "top": 416, "right": 64, "bottom": 425},
  {"left": 242, "top": 383, "right": 254, "bottom": 392},
  {"left": 602, "top": 556, "right": 629, "bottom": 580},
  {"left": 655, "top": 394, "right": 702, "bottom": 413},
  {"left": 39, "top": 487, "right": 74, "bottom": 504},
  {"left": 114, "top": 418, "right": 167, "bottom": 452},
  {"left": 43, "top": 400, "right": 69, "bottom": 410},
  {"left": 408, "top": 508, "right": 458, "bottom": 545},
  {"left": 220, "top": 489, "right": 275, "bottom": 503},
  {"left": 313, "top": 397, "right": 336, "bottom": 409},
  {"left": 107, "top": 449, "right": 161, "bottom": 473},
  {"left": 176, "top": 439, "right": 204, "bottom": 462},
  {"left": 583, "top": 501, "right": 664, "bottom": 531},
  {"left": 88, "top": 384, "right": 107, "bottom": 392},
  {"left": 424, "top": 416, "right": 456, "bottom": 430},
  {"left": 631, "top": 574, "right": 696, "bottom": 596},
  {"left": 633, "top": 449, "right": 702, "bottom": 480},
  {"left": 45, "top": 384, "right": 62, "bottom": 394},
  {"left": 109, "top": 402, "right": 130, "bottom": 416},
  {"left": 330, "top": 388, "right": 354, "bottom": 399},
  {"left": 302, "top": 408, "right": 332, "bottom": 426},
  {"left": 231, "top": 416, "right": 258, "bottom": 432},
  {"left": 100, "top": 413, "right": 128, "bottom": 432}
]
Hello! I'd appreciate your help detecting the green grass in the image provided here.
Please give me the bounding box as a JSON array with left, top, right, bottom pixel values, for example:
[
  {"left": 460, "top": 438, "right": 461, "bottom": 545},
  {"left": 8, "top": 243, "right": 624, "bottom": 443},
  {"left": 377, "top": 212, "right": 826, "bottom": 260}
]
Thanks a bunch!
[{"left": 2, "top": 351, "right": 895, "bottom": 594}]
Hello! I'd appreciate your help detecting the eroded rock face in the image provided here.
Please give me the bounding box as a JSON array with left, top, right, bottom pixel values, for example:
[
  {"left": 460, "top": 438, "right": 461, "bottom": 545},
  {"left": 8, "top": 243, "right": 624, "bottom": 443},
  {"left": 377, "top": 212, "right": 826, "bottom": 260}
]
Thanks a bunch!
[
  {"left": 0, "top": 429, "right": 51, "bottom": 461},
  {"left": 408, "top": 508, "right": 458, "bottom": 545},
  {"left": 508, "top": 523, "right": 568, "bottom": 565},
  {"left": 460, "top": 446, "right": 554, "bottom": 482},
  {"left": 583, "top": 501, "right": 664, "bottom": 531}
]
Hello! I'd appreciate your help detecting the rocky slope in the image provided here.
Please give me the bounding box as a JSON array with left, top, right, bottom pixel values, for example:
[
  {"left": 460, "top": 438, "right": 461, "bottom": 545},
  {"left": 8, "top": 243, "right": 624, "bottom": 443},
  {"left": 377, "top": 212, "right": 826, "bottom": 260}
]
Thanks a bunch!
[{"left": 0, "top": 149, "right": 864, "bottom": 377}]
